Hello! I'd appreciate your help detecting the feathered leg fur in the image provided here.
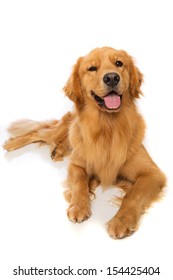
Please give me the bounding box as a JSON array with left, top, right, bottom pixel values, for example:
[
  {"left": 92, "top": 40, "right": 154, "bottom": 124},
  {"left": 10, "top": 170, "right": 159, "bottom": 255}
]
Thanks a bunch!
[{"left": 3, "top": 112, "right": 73, "bottom": 161}]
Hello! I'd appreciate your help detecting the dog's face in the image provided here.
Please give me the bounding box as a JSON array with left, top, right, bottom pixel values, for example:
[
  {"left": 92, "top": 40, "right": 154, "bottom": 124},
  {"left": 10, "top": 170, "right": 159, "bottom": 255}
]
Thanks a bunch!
[{"left": 64, "top": 47, "right": 143, "bottom": 112}]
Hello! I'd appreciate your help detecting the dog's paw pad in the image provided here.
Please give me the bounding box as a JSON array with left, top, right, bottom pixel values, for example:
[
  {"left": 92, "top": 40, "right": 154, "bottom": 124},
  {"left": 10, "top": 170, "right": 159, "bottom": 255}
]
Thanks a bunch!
[{"left": 50, "top": 146, "right": 63, "bottom": 161}]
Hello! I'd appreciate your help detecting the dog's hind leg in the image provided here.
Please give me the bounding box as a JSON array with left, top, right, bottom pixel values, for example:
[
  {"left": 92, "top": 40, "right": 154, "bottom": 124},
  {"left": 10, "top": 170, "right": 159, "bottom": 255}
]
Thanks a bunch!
[{"left": 3, "top": 112, "right": 74, "bottom": 161}]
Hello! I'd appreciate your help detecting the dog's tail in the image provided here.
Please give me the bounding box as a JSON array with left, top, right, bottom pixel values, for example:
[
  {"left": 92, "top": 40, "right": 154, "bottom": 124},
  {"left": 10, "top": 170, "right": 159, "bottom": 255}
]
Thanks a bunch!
[
  {"left": 3, "top": 119, "right": 59, "bottom": 152},
  {"left": 7, "top": 119, "right": 59, "bottom": 137},
  {"left": 3, "top": 112, "right": 73, "bottom": 160}
]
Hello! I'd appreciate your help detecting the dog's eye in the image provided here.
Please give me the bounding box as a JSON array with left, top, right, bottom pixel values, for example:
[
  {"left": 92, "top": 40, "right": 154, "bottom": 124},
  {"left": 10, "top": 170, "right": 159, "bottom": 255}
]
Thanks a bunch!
[
  {"left": 88, "top": 66, "right": 97, "bottom": 71},
  {"left": 115, "top": 60, "right": 123, "bottom": 67}
]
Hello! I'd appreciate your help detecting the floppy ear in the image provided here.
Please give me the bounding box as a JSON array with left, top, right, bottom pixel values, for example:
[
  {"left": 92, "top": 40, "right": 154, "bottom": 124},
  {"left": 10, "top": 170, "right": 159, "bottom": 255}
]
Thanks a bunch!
[
  {"left": 129, "top": 58, "right": 143, "bottom": 98},
  {"left": 63, "top": 57, "right": 84, "bottom": 108}
]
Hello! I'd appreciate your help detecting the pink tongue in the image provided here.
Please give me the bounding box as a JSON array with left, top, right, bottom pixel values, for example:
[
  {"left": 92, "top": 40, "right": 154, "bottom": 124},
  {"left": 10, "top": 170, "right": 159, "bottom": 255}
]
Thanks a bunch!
[{"left": 104, "top": 94, "right": 121, "bottom": 109}]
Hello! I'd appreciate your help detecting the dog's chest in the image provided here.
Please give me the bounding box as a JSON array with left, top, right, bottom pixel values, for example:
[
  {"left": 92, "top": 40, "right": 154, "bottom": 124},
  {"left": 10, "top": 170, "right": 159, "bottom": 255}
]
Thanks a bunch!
[
  {"left": 70, "top": 114, "right": 129, "bottom": 186},
  {"left": 81, "top": 125, "right": 127, "bottom": 186}
]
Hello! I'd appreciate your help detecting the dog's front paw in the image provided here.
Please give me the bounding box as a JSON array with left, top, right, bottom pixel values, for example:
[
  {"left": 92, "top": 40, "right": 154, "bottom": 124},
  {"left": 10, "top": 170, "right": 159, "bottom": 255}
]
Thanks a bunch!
[
  {"left": 67, "top": 204, "right": 91, "bottom": 223},
  {"left": 107, "top": 215, "right": 137, "bottom": 239}
]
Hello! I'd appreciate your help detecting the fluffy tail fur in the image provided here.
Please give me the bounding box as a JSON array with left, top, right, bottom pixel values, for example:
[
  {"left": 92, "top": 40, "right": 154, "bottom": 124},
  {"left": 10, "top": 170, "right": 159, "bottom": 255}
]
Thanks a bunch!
[
  {"left": 7, "top": 119, "right": 59, "bottom": 137},
  {"left": 3, "top": 112, "right": 73, "bottom": 161}
]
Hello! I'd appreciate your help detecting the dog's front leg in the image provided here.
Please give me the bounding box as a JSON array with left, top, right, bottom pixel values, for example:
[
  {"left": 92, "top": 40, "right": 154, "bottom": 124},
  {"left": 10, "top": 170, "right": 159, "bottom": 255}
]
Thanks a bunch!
[
  {"left": 107, "top": 146, "right": 166, "bottom": 239},
  {"left": 67, "top": 163, "right": 91, "bottom": 223}
]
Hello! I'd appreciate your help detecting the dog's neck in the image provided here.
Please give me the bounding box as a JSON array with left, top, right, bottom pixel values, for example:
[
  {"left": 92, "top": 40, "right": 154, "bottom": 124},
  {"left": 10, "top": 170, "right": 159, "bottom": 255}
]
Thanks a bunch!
[{"left": 75, "top": 98, "right": 144, "bottom": 149}]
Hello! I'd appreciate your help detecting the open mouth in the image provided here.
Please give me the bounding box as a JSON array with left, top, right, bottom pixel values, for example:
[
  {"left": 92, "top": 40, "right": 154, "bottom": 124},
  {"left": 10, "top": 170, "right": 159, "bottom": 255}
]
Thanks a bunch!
[{"left": 91, "top": 91, "right": 122, "bottom": 111}]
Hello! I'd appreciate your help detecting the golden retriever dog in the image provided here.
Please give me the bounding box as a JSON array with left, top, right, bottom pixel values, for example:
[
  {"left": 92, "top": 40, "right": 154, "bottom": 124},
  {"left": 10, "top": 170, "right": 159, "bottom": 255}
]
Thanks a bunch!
[{"left": 4, "top": 47, "right": 166, "bottom": 239}]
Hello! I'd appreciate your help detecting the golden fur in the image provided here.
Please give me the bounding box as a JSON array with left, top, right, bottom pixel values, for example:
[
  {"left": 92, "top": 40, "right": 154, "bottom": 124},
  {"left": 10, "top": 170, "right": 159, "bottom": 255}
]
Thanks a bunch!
[{"left": 4, "top": 47, "right": 166, "bottom": 238}]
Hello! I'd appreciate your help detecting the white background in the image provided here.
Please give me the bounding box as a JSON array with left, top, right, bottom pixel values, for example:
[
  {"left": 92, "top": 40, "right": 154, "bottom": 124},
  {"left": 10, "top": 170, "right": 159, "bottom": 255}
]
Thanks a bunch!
[{"left": 0, "top": 0, "right": 173, "bottom": 279}]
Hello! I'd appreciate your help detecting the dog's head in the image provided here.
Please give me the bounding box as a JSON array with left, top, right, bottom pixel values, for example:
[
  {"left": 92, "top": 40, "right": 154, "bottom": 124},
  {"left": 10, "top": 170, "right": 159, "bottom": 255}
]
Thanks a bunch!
[{"left": 64, "top": 47, "right": 143, "bottom": 112}]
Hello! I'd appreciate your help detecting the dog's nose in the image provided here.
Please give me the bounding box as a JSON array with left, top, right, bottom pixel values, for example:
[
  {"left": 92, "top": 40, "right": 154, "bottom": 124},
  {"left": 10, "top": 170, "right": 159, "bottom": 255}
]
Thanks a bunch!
[{"left": 103, "top": 72, "right": 120, "bottom": 87}]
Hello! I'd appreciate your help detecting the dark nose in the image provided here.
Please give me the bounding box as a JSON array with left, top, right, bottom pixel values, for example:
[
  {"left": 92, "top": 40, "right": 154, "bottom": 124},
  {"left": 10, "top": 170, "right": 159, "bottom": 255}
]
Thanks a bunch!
[{"left": 103, "top": 72, "right": 120, "bottom": 87}]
